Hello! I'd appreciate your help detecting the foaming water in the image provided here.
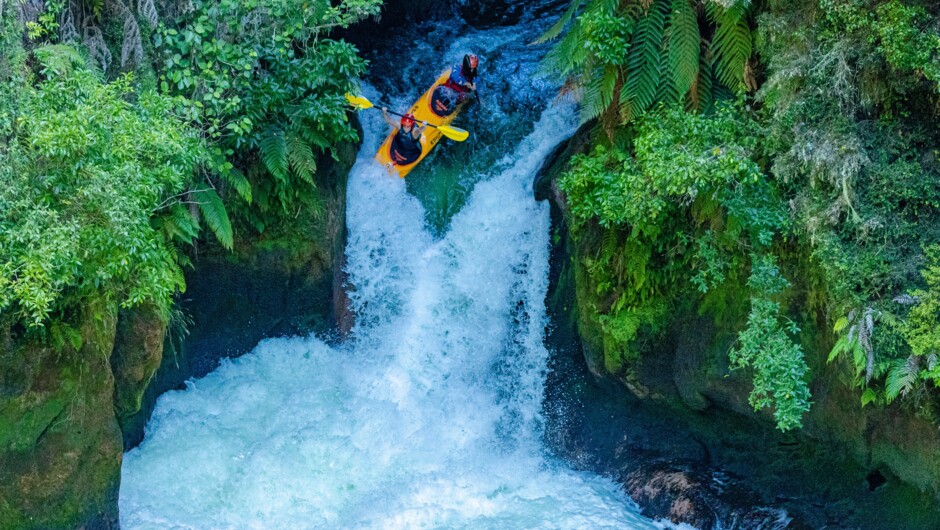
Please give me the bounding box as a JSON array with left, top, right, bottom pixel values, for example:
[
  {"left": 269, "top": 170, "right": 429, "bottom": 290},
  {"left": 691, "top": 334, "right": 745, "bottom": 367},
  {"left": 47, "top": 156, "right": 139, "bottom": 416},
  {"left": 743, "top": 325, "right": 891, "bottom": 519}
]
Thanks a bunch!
[{"left": 120, "top": 12, "right": 681, "bottom": 528}]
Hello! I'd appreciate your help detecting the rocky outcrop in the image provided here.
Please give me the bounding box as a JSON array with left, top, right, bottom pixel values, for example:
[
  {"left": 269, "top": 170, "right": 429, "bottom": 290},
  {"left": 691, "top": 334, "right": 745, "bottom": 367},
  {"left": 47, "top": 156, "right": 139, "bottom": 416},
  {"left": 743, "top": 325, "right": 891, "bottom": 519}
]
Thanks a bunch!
[
  {"left": 0, "top": 307, "right": 122, "bottom": 529},
  {"left": 537, "top": 128, "right": 940, "bottom": 529},
  {"left": 110, "top": 305, "right": 166, "bottom": 432}
]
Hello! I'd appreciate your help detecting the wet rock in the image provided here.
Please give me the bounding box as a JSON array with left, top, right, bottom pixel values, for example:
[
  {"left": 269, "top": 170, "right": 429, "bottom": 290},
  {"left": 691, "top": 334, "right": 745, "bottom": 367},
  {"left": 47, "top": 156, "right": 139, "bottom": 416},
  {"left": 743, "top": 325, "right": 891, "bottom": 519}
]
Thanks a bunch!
[
  {"left": 110, "top": 305, "right": 166, "bottom": 430},
  {"left": 622, "top": 462, "right": 800, "bottom": 529},
  {"left": 458, "top": 0, "right": 525, "bottom": 28}
]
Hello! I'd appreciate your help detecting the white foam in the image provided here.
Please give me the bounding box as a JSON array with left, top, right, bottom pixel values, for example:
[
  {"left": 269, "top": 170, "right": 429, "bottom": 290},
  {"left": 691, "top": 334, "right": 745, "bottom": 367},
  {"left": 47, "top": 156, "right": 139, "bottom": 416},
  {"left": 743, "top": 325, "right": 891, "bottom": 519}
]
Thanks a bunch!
[{"left": 120, "top": 97, "right": 677, "bottom": 529}]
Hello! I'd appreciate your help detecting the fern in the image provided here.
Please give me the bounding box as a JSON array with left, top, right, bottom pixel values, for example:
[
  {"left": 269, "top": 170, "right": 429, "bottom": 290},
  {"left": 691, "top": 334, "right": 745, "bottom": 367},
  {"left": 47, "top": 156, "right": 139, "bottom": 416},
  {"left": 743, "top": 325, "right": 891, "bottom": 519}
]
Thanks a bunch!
[
  {"left": 667, "top": 0, "right": 700, "bottom": 100},
  {"left": 194, "top": 188, "right": 234, "bottom": 249},
  {"left": 707, "top": 1, "right": 752, "bottom": 92},
  {"left": 885, "top": 356, "right": 919, "bottom": 403},
  {"left": 286, "top": 130, "right": 316, "bottom": 185},
  {"left": 688, "top": 44, "right": 714, "bottom": 111},
  {"left": 533, "top": 0, "right": 584, "bottom": 44},
  {"left": 160, "top": 202, "right": 200, "bottom": 244},
  {"left": 623, "top": 0, "right": 670, "bottom": 116},
  {"left": 225, "top": 166, "right": 253, "bottom": 204},
  {"left": 582, "top": 65, "right": 619, "bottom": 121},
  {"left": 259, "top": 127, "right": 289, "bottom": 184}
]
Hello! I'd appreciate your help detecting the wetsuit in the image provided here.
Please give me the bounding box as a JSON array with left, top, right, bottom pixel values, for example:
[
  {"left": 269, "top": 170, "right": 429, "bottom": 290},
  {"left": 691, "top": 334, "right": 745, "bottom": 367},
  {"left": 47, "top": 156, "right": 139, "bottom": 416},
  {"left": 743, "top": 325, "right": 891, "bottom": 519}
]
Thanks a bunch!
[{"left": 390, "top": 127, "right": 422, "bottom": 165}]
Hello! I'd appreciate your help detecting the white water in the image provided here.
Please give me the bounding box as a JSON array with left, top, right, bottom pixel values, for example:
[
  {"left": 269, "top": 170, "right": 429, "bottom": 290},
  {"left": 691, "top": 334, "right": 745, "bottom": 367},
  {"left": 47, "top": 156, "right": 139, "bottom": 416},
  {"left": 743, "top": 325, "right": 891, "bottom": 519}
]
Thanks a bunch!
[{"left": 120, "top": 56, "right": 676, "bottom": 530}]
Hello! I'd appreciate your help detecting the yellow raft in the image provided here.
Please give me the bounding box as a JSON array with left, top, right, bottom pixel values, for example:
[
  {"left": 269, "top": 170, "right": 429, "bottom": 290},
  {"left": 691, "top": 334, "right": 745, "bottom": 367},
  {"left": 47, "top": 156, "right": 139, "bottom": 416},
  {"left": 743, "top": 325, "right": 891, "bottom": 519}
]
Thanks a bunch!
[{"left": 375, "top": 71, "right": 470, "bottom": 178}]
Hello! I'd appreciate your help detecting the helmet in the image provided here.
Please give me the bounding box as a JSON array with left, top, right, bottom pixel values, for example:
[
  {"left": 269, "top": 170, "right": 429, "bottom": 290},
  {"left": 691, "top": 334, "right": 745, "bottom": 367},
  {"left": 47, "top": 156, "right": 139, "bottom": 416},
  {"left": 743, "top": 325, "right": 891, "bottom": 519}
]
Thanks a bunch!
[
  {"left": 462, "top": 53, "right": 479, "bottom": 79},
  {"left": 401, "top": 113, "right": 416, "bottom": 128}
]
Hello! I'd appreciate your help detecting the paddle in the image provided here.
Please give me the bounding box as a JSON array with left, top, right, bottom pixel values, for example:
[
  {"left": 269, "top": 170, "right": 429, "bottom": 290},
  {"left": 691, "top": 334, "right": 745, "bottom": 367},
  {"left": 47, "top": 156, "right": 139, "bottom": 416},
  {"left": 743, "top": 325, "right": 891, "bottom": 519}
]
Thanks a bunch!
[{"left": 345, "top": 93, "right": 470, "bottom": 142}]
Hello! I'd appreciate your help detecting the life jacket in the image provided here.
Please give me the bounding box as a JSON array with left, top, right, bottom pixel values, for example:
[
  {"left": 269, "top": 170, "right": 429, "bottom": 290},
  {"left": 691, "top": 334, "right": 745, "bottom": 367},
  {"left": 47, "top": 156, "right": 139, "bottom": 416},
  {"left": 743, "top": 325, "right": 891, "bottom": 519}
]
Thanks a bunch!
[
  {"left": 390, "top": 127, "right": 422, "bottom": 165},
  {"left": 443, "top": 64, "right": 475, "bottom": 94}
]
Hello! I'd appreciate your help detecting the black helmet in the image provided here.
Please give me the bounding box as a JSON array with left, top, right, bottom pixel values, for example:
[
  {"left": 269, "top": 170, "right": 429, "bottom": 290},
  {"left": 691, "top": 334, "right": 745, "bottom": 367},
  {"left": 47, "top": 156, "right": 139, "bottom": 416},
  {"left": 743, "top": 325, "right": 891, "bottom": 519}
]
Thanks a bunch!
[{"left": 462, "top": 53, "right": 478, "bottom": 80}]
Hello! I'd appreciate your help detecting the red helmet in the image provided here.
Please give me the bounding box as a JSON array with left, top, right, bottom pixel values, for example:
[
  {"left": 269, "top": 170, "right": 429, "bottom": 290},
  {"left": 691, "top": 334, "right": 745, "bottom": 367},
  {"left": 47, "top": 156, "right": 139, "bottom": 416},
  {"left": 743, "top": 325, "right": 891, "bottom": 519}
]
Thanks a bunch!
[{"left": 401, "top": 113, "right": 416, "bottom": 127}]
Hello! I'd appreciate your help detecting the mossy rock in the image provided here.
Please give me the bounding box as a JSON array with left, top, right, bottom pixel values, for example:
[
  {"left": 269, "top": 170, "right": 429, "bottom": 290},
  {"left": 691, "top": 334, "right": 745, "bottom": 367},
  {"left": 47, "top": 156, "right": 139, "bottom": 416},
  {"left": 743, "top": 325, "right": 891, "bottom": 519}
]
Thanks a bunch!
[
  {"left": 110, "top": 305, "right": 166, "bottom": 428},
  {"left": 0, "top": 305, "right": 122, "bottom": 529}
]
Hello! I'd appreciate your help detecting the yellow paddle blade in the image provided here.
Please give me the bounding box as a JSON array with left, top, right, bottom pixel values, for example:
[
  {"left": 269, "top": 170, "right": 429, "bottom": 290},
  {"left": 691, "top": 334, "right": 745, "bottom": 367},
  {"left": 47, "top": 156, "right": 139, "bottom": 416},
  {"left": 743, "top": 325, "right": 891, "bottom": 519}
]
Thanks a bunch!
[
  {"left": 344, "top": 93, "right": 373, "bottom": 110},
  {"left": 437, "top": 125, "right": 469, "bottom": 142}
]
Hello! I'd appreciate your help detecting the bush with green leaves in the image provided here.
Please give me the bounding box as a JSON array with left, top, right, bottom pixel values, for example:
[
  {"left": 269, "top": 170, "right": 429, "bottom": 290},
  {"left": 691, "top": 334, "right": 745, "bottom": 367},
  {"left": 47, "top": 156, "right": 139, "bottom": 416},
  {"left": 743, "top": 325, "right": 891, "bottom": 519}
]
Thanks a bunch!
[
  {"left": 0, "top": 45, "right": 205, "bottom": 331},
  {"left": 561, "top": 104, "right": 810, "bottom": 430},
  {"left": 154, "top": 0, "right": 381, "bottom": 231}
]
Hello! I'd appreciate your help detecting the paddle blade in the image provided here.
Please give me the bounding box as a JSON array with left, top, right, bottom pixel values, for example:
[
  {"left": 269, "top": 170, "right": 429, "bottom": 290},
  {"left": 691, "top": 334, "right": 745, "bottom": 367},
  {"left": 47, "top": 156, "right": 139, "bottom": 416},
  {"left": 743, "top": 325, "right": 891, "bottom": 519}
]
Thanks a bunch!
[
  {"left": 344, "top": 93, "right": 373, "bottom": 110},
  {"left": 437, "top": 125, "right": 469, "bottom": 142}
]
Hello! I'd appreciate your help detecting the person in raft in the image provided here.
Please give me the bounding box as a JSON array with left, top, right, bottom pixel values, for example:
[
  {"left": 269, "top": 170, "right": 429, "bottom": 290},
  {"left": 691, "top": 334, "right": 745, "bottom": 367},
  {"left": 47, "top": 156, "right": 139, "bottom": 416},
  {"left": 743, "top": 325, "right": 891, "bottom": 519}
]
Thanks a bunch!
[
  {"left": 382, "top": 108, "right": 427, "bottom": 166},
  {"left": 430, "top": 53, "right": 479, "bottom": 117}
]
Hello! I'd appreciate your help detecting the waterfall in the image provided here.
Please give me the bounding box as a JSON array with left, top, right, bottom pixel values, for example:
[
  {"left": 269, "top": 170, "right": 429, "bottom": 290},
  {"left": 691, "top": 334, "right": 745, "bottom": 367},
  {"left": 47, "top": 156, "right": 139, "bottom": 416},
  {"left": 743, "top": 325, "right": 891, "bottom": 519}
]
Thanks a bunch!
[{"left": 120, "top": 11, "right": 686, "bottom": 530}]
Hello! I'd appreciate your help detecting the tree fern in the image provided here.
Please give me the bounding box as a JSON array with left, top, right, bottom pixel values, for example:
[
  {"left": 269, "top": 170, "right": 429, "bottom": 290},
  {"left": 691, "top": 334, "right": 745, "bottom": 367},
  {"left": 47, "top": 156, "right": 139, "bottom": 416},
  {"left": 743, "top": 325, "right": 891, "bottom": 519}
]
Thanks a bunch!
[
  {"left": 259, "top": 127, "right": 289, "bottom": 184},
  {"left": 224, "top": 167, "right": 253, "bottom": 204},
  {"left": 582, "top": 65, "right": 620, "bottom": 121},
  {"left": 194, "top": 188, "right": 234, "bottom": 250},
  {"left": 707, "top": 1, "right": 752, "bottom": 92},
  {"left": 623, "top": 0, "right": 670, "bottom": 116},
  {"left": 688, "top": 45, "right": 714, "bottom": 111},
  {"left": 668, "top": 0, "right": 700, "bottom": 100}
]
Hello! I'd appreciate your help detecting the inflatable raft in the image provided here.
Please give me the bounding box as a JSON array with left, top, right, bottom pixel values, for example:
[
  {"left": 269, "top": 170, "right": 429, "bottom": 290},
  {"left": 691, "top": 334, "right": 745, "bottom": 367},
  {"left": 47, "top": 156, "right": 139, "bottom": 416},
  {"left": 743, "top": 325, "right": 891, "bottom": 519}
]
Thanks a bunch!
[{"left": 375, "top": 70, "right": 471, "bottom": 178}]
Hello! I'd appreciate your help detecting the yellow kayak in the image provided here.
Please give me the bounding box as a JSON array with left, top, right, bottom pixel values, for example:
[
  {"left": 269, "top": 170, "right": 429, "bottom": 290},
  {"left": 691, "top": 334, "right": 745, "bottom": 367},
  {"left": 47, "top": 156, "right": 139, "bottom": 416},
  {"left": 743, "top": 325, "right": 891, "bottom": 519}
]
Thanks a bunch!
[{"left": 375, "top": 71, "right": 471, "bottom": 178}]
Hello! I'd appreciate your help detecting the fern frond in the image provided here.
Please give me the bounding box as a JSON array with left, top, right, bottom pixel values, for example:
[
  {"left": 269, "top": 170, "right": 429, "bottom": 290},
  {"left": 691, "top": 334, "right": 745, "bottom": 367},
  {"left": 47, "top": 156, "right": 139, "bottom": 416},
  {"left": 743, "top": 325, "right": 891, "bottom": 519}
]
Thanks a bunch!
[
  {"left": 582, "top": 65, "right": 619, "bottom": 122},
  {"left": 542, "top": 21, "right": 589, "bottom": 79},
  {"left": 286, "top": 131, "right": 316, "bottom": 185},
  {"left": 157, "top": 203, "right": 199, "bottom": 246},
  {"left": 533, "top": 0, "right": 584, "bottom": 44},
  {"left": 259, "top": 128, "right": 289, "bottom": 184},
  {"left": 707, "top": 1, "right": 752, "bottom": 92},
  {"left": 885, "top": 356, "right": 919, "bottom": 403},
  {"left": 687, "top": 45, "right": 714, "bottom": 111},
  {"left": 668, "top": 0, "right": 700, "bottom": 100},
  {"left": 223, "top": 167, "right": 252, "bottom": 204},
  {"left": 194, "top": 188, "right": 234, "bottom": 250},
  {"left": 624, "top": 0, "right": 670, "bottom": 117}
]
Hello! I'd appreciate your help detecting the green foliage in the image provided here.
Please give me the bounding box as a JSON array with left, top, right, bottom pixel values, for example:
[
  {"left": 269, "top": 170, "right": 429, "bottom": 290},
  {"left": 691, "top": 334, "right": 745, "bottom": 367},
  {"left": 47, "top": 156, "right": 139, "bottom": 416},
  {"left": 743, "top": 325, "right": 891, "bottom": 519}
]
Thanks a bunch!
[
  {"left": 730, "top": 255, "right": 811, "bottom": 431},
  {"left": 762, "top": 0, "right": 940, "bottom": 414},
  {"left": 25, "top": 0, "right": 65, "bottom": 40},
  {"left": 891, "top": 246, "right": 940, "bottom": 400},
  {"left": 154, "top": 0, "right": 380, "bottom": 227},
  {"left": 0, "top": 45, "right": 205, "bottom": 329},
  {"left": 562, "top": 104, "right": 810, "bottom": 430},
  {"left": 542, "top": 0, "right": 756, "bottom": 125},
  {"left": 820, "top": 0, "right": 940, "bottom": 85}
]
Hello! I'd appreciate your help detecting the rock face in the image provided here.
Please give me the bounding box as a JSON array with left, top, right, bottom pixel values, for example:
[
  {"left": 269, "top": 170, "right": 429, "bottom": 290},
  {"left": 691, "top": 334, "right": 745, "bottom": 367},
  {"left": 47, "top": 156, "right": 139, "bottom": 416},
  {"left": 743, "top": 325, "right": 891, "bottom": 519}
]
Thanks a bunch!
[
  {"left": 0, "top": 307, "right": 122, "bottom": 529},
  {"left": 537, "top": 128, "right": 940, "bottom": 529}
]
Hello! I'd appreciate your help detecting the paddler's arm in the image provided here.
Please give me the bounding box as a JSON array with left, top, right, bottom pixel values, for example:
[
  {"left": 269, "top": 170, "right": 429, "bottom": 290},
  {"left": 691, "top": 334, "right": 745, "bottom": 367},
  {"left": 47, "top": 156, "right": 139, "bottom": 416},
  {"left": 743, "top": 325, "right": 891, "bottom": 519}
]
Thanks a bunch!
[
  {"left": 381, "top": 107, "right": 397, "bottom": 129},
  {"left": 413, "top": 120, "right": 428, "bottom": 139}
]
